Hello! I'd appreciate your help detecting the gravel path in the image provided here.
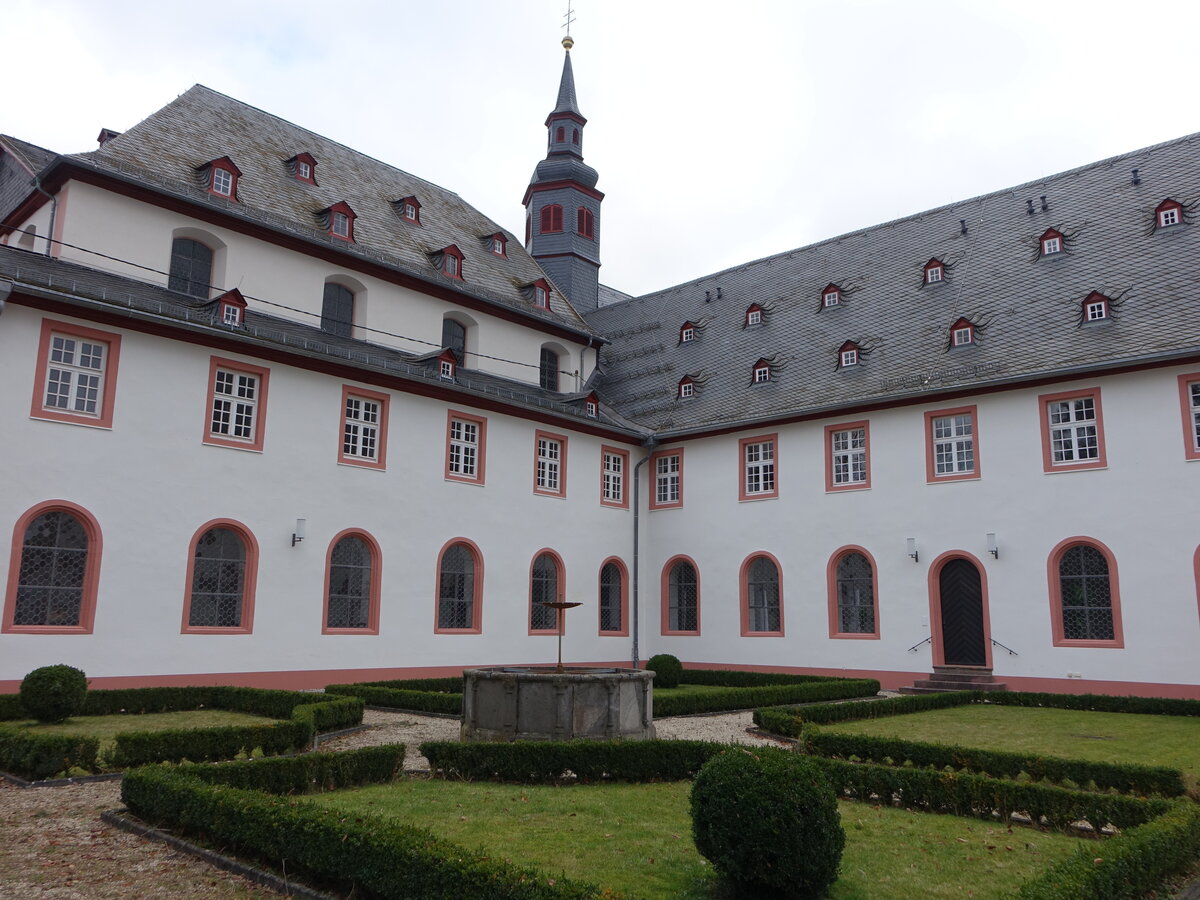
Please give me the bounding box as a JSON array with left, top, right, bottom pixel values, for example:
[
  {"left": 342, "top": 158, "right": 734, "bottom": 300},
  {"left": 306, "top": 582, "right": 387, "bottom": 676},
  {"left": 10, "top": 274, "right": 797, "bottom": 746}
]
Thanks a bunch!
[{"left": 0, "top": 708, "right": 770, "bottom": 898}]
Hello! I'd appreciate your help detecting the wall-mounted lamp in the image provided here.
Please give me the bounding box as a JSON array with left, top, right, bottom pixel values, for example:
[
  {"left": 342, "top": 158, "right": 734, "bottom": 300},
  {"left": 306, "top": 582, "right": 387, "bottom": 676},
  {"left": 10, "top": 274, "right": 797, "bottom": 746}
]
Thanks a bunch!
[
  {"left": 906, "top": 537, "right": 919, "bottom": 564},
  {"left": 986, "top": 532, "right": 999, "bottom": 559},
  {"left": 292, "top": 518, "right": 307, "bottom": 547}
]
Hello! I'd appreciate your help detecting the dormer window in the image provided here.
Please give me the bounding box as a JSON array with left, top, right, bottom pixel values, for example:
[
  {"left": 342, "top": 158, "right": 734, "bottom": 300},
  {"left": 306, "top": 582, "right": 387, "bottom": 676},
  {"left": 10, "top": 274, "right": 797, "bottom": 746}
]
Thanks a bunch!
[
  {"left": 839, "top": 342, "right": 861, "bottom": 368},
  {"left": 679, "top": 378, "right": 695, "bottom": 399},
  {"left": 577, "top": 207, "right": 595, "bottom": 239},
  {"left": 438, "top": 349, "right": 457, "bottom": 381},
  {"left": 822, "top": 285, "right": 842, "bottom": 307},
  {"left": 1156, "top": 199, "right": 1183, "bottom": 228},
  {"left": 950, "top": 317, "right": 975, "bottom": 346},
  {"left": 752, "top": 360, "right": 771, "bottom": 383},
  {"left": 1083, "top": 292, "right": 1110, "bottom": 322},
  {"left": 529, "top": 278, "right": 551, "bottom": 309},
  {"left": 745, "top": 304, "right": 764, "bottom": 326},
  {"left": 200, "top": 157, "right": 241, "bottom": 201},
  {"left": 320, "top": 201, "right": 356, "bottom": 242},
  {"left": 332, "top": 212, "right": 350, "bottom": 237},
  {"left": 489, "top": 233, "right": 508, "bottom": 257},
  {"left": 585, "top": 393, "right": 599, "bottom": 418},
  {"left": 680, "top": 322, "right": 696, "bottom": 343},
  {"left": 438, "top": 245, "right": 464, "bottom": 280},
  {"left": 1040, "top": 229, "right": 1063, "bottom": 256},
  {"left": 287, "top": 152, "right": 318, "bottom": 184},
  {"left": 392, "top": 196, "right": 422, "bottom": 226},
  {"left": 216, "top": 289, "right": 247, "bottom": 328},
  {"left": 924, "top": 259, "right": 944, "bottom": 284}
]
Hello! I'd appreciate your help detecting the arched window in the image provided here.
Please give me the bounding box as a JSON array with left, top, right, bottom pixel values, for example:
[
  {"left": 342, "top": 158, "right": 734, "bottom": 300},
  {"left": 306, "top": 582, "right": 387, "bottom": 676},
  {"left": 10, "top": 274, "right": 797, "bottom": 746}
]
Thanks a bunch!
[
  {"left": 442, "top": 318, "right": 466, "bottom": 363},
  {"left": 322, "top": 283, "right": 354, "bottom": 337},
  {"left": 540, "top": 204, "right": 563, "bottom": 234},
  {"left": 834, "top": 551, "right": 875, "bottom": 635},
  {"left": 664, "top": 558, "right": 699, "bottom": 634},
  {"left": 168, "top": 238, "right": 213, "bottom": 298},
  {"left": 599, "top": 560, "right": 627, "bottom": 635},
  {"left": 183, "top": 522, "right": 257, "bottom": 632},
  {"left": 1052, "top": 541, "right": 1121, "bottom": 644},
  {"left": 530, "top": 551, "right": 562, "bottom": 632},
  {"left": 4, "top": 506, "right": 98, "bottom": 631},
  {"left": 577, "top": 207, "right": 595, "bottom": 239},
  {"left": 742, "top": 554, "right": 781, "bottom": 634},
  {"left": 555, "top": 126, "right": 565, "bottom": 143},
  {"left": 539, "top": 347, "right": 559, "bottom": 391},
  {"left": 437, "top": 541, "right": 481, "bottom": 632},
  {"left": 324, "top": 532, "right": 378, "bottom": 632}
]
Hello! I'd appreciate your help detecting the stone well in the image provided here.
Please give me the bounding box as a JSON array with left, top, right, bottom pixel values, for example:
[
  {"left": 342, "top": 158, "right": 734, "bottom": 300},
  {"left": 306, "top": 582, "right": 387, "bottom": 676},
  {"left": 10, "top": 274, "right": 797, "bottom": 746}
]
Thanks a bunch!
[{"left": 460, "top": 666, "right": 655, "bottom": 742}]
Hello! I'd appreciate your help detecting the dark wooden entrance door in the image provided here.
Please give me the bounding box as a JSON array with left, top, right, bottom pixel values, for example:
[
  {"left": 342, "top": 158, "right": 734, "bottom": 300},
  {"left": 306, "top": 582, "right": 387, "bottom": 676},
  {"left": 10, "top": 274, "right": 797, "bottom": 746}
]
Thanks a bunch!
[{"left": 939, "top": 558, "right": 986, "bottom": 666}]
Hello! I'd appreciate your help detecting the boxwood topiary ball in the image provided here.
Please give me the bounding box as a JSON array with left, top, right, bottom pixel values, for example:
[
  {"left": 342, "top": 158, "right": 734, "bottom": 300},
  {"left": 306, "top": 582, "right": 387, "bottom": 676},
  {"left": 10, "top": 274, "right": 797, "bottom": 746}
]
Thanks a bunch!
[
  {"left": 691, "top": 748, "right": 844, "bottom": 899},
  {"left": 20, "top": 664, "right": 88, "bottom": 724},
  {"left": 646, "top": 653, "right": 683, "bottom": 689}
]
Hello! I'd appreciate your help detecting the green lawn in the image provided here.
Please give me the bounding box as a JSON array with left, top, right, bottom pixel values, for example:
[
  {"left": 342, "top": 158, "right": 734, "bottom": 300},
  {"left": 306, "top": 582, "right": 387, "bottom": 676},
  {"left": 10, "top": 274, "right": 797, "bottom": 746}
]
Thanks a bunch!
[
  {"left": 652, "top": 685, "right": 731, "bottom": 697},
  {"left": 821, "top": 705, "right": 1200, "bottom": 788},
  {"left": 14, "top": 709, "right": 281, "bottom": 757},
  {"left": 307, "top": 779, "right": 1082, "bottom": 899}
]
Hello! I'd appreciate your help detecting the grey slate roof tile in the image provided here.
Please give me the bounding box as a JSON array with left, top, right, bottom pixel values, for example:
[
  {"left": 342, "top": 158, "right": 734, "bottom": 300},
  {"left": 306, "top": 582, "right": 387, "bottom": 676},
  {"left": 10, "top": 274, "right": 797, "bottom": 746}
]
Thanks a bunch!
[
  {"left": 587, "top": 132, "right": 1200, "bottom": 435},
  {"left": 0, "top": 135, "right": 57, "bottom": 176},
  {"left": 61, "top": 85, "right": 602, "bottom": 340}
]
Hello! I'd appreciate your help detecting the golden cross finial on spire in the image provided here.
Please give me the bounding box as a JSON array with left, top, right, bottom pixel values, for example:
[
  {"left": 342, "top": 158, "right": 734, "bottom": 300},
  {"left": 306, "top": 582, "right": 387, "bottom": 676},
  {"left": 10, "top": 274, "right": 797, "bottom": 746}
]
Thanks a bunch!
[{"left": 562, "top": 0, "right": 576, "bottom": 50}]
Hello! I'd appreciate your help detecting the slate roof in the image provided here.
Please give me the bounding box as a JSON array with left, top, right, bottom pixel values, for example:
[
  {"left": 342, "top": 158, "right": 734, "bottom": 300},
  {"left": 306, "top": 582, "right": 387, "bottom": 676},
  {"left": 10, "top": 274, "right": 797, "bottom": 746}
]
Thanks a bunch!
[
  {"left": 61, "top": 85, "right": 602, "bottom": 340},
  {"left": 586, "top": 132, "right": 1200, "bottom": 436},
  {"left": 0, "top": 245, "right": 628, "bottom": 432},
  {"left": 0, "top": 135, "right": 57, "bottom": 175}
]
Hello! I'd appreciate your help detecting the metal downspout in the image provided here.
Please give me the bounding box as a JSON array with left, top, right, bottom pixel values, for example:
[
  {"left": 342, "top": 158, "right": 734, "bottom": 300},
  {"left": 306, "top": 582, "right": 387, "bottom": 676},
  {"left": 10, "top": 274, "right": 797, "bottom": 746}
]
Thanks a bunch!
[
  {"left": 631, "top": 438, "right": 656, "bottom": 668},
  {"left": 32, "top": 172, "right": 58, "bottom": 258}
]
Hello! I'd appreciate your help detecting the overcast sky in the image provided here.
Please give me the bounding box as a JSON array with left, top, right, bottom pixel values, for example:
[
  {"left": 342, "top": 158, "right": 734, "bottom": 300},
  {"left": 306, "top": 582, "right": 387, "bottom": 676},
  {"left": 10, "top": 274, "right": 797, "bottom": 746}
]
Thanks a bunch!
[{"left": 6, "top": 0, "right": 1199, "bottom": 298}]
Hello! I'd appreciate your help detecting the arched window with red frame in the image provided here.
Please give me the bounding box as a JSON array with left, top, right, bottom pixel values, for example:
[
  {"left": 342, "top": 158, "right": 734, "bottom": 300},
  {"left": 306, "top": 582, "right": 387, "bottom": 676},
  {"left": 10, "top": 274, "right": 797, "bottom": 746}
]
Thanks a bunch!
[
  {"left": 577, "top": 207, "right": 595, "bottom": 239},
  {"left": 540, "top": 204, "right": 563, "bottom": 234}
]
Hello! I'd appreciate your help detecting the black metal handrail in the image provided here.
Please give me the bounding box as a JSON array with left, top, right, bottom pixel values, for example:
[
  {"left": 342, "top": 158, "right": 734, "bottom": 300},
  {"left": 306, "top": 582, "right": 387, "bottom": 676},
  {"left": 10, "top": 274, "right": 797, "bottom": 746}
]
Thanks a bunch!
[
  {"left": 906, "top": 636, "right": 932, "bottom": 652},
  {"left": 990, "top": 638, "right": 1019, "bottom": 656}
]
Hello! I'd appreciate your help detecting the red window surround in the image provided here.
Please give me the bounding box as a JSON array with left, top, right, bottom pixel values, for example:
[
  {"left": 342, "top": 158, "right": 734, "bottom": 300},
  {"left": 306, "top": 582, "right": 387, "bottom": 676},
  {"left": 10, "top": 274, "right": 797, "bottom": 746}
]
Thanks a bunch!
[
  {"left": 434, "top": 538, "right": 485, "bottom": 634},
  {"left": 739, "top": 551, "right": 785, "bottom": 637},
  {"left": 1156, "top": 198, "right": 1183, "bottom": 228},
  {"left": 204, "top": 156, "right": 241, "bottom": 201},
  {"left": 1082, "top": 291, "right": 1110, "bottom": 322},
  {"left": 584, "top": 391, "right": 599, "bottom": 419},
  {"left": 438, "top": 349, "right": 457, "bottom": 380},
  {"left": 540, "top": 204, "right": 564, "bottom": 234},
  {"left": 202, "top": 356, "right": 270, "bottom": 452},
  {"left": 649, "top": 448, "right": 685, "bottom": 510},
  {"left": 398, "top": 196, "right": 422, "bottom": 225},
  {"left": 821, "top": 284, "right": 842, "bottom": 307},
  {"left": 679, "top": 322, "right": 696, "bottom": 343},
  {"left": 950, "top": 317, "right": 974, "bottom": 347},
  {"left": 678, "top": 377, "right": 695, "bottom": 399},
  {"left": 598, "top": 557, "right": 630, "bottom": 637},
  {"left": 1039, "top": 228, "right": 1064, "bottom": 256},
  {"left": 323, "top": 201, "right": 356, "bottom": 242},
  {"left": 3, "top": 500, "right": 103, "bottom": 635},
  {"left": 30, "top": 318, "right": 122, "bottom": 429},
  {"left": 738, "top": 433, "right": 779, "bottom": 501},
  {"left": 825, "top": 545, "right": 881, "bottom": 640},
  {"left": 444, "top": 410, "right": 488, "bottom": 484},
  {"left": 600, "top": 444, "right": 630, "bottom": 509},
  {"left": 217, "top": 289, "right": 247, "bottom": 327},
  {"left": 752, "top": 359, "right": 771, "bottom": 384},
  {"left": 824, "top": 420, "right": 871, "bottom": 492},
  {"left": 321, "top": 529, "right": 383, "bottom": 635},
  {"left": 745, "top": 304, "right": 764, "bottom": 326},
  {"left": 180, "top": 518, "right": 259, "bottom": 635},
  {"left": 338, "top": 384, "right": 390, "bottom": 471},
  {"left": 1046, "top": 537, "right": 1124, "bottom": 648},
  {"left": 533, "top": 429, "right": 568, "bottom": 498},
  {"left": 660, "top": 554, "right": 701, "bottom": 636},
  {"left": 923, "top": 404, "right": 980, "bottom": 483},
  {"left": 531, "top": 278, "right": 551, "bottom": 309},
  {"left": 577, "top": 207, "right": 595, "bottom": 239},
  {"left": 489, "top": 232, "right": 507, "bottom": 256},
  {"left": 439, "top": 245, "right": 464, "bottom": 280},
  {"left": 289, "top": 152, "right": 318, "bottom": 184},
  {"left": 528, "top": 549, "right": 567, "bottom": 635},
  {"left": 1176, "top": 373, "right": 1200, "bottom": 460},
  {"left": 1038, "top": 386, "right": 1106, "bottom": 473},
  {"left": 924, "top": 258, "right": 945, "bottom": 284},
  {"left": 838, "top": 341, "right": 861, "bottom": 368}
]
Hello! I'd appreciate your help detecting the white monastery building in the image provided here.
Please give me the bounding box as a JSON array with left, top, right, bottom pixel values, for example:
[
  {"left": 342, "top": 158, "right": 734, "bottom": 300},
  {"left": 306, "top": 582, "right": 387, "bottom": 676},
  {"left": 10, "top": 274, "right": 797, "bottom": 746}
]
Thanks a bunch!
[{"left": 2, "top": 41, "right": 1199, "bottom": 698}]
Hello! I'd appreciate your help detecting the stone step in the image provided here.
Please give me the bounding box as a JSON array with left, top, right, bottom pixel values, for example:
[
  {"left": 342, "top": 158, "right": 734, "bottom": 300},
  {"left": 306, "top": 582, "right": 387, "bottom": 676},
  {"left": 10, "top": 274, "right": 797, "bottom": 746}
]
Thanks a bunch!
[
  {"left": 902, "top": 680, "right": 1008, "bottom": 694},
  {"left": 924, "top": 672, "right": 1001, "bottom": 684}
]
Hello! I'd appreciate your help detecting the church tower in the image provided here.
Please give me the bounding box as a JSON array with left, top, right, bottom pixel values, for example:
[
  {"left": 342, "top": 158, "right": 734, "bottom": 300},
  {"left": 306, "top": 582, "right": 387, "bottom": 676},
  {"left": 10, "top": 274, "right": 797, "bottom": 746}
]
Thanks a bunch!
[{"left": 523, "top": 35, "right": 603, "bottom": 311}]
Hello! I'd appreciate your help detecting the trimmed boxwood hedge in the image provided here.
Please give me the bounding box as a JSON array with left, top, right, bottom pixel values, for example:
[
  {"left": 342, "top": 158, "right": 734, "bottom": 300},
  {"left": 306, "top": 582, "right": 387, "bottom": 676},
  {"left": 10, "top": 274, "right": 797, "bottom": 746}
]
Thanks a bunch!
[
  {"left": 1016, "top": 799, "right": 1200, "bottom": 899},
  {"left": 801, "top": 729, "right": 1186, "bottom": 797},
  {"left": 121, "top": 748, "right": 619, "bottom": 900},
  {"left": 984, "top": 691, "right": 1200, "bottom": 717},
  {"left": 421, "top": 738, "right": 727, "bottom": 783},
  {"left": 0, "top": 686, "right": 363, "bottom": 777},
  {"left": 655, "top": 678, "right": 881, "bottom": 717},
  {"left": 325, "top": 683, "right": 464, "bottom": 715},
  {"left": 680, "top": 669, "right": 848, "bottom": 687}
]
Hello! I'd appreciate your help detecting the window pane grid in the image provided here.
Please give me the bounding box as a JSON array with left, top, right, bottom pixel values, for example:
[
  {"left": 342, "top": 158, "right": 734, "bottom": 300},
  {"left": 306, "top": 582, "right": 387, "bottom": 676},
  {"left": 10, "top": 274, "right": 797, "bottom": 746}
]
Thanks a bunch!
[
  {"left": 836, "top": 553, "right": 875, "bottom": 634},
  {"left": 656, "top": 455, "right": 680, "bottom": 504},
  {"left": 188, "top": 528, "right": 245, "bottom": 628},
  {"left": 746, "top": 557, "right": 780, "bottom": 632},
  {"left": 603, "top": 453, "right": 624, "bottom": 502},
  {"left": 537, "top": 438, "right": 561, "bottom": 491},
  {"left": 327, "top": 536, "right": 371, "bottom": 628},
  {"left": 1049, "top": 398, "right": 1098, "bottom": 463},
  {"left": 832, "top": 428, "right": 866, "bottom": 484},
  {"left": 933, "top": 414, "right": 974, "bottom": 475},
  {"left": 744, "top": 441, "right": 776, "bottom": 495},
  {"left": 600, "top": 563, "right": 622, "bottom": 632},
  {"left": 530, "top": 555, "right": 559, "bottom": 630},
  {"left": 448, "top": 419, "right": 478, "bottom": 476},
  {"left": 44, "top": 335, "right": 105, "bottom": 416},
  {"left": 438, "top": 545, "right": 475, "bottom": 629},
  {"left": 343, "top": 397, "right": 380, "bottom": 460},
  {"left": 668, "top": 562, "right": 698, "bottom": 631},
  {"left": 1059, "top": 546, "right": 1115, "bottom": 640},
  {"left": 211, "top": 370, "right": 258, "bottom": 440},
  {"left": 1190, "top": 383, "right": 1200, "bottom": 450},
  {"left": 13, "top": 511, "right": 88, "bottom": 626}
]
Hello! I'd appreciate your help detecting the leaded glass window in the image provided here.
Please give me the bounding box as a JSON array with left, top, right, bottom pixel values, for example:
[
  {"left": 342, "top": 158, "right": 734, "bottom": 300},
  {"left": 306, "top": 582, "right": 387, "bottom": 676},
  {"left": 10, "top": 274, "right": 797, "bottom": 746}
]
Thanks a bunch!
[
  {"left": 530, "top": 553, "right": 559, "bottom": 631},
  {"left": 539, "top": 348, "right": 559, "bottom": 391},
  {"left": 836, "top": 552, "right": 875, "bottom": 634},
  {"left": 599, "top": 562, "right": 622, "bottom": 632},
  {"left": 188, "top": 527, "right": 246, "bottom": 628},
  {"left": 1059, "top": 545, "right": 1114, "bottom": 641},
  {"left": 668, "top": 560, "right": 698, "bottom": 632},
  {"left": 745, "top": 556, "right": 780, "bottom": 632},
  {"left": 438, "top": 544, "right": 475, "bottom": 630},
  {"left": 326, "top": 535, "right": 371, "bottom": 629},
  {"left": 13, "top": 511, "right": 88, "bottom": 626},
  {"left": 168, "top": 238, "right": 213, "bottom": 298}
]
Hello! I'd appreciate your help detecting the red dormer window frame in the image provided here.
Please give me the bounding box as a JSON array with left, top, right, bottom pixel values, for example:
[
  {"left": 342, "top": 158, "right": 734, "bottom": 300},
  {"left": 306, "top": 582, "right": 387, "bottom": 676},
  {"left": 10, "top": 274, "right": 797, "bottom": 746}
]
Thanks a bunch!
[
  {"left": 745, "top": 304, "right": 764, "bottom": 326},
  {"left": 838, "top": 341, "right": 861, "bottom": 368},
  {"left": 678, "top": 377, "right": 695, "bottom": 399},
  {"left": 1083, "top": 291, "right": 1110, "bottom": 322},
  {"left": 438, "top": 348, "right": 457, "bottom": 380},
  {"left": 290, "top": 152, "right": 318, "bottom": 185},
  {"left": 217, "top": 288, "right": 247, "bottom": 327},
  {"left": 577, "top": 207, "right": 595, "bottom": 239},
  {"left": 923, "top": 259, "right": 944, "bottom": 284},
  {"left": 680, "top": 322, "right": 696, "bottom": 343},
  {"left": 950, "top": 317, "right": 974, "bottom": 346},
  {"left": 205, "top": 156, "right": 242, "bottom": 201},
  {"left": 400, "top": 197, "right": 422, "bottom": 225},
  {"left": 822, "top": 284, "right": 842, "bottom": 307},
  {"left": 439, "top": 245, "right": 464, "bottom": 280},
  {"left": 325, "top": 201, "right": 356, "bottom": 242},
  {"left": 752, "top": 359, "right": 771, "bottom": 384},
  {"left": 1156, "top": 198, "right": 1183, "bottom": 228},
  {"left": 1040, "top": 228, "right": 1064, "bottom": 256},
  {"left": 585, "top": 392, "right": 599, "bottom": 419},
  {"left": 490, "top": 232, "right": 508, "bottom": 257},
  {"left": 530, "top": 278, "right": 551, "bottom": 309},
  {"left": 540, "top": 204, "right": 564, "bottom": 234}
]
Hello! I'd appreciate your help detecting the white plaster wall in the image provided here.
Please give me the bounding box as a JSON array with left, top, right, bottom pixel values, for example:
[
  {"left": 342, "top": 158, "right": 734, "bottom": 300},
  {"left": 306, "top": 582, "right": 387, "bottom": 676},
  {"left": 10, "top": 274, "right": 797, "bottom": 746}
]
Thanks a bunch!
[
  {"left": 0, "top": 303, "right": 636, "bottom": 684},
  {"left": 53, "top": 181, "right": 589, "bottom": 388},
  {"left": 0, "top": 203, "right": 53, "bottom": 254},
  {"left": 639, "top": 368, "right": 1200, "bottom": 690}
]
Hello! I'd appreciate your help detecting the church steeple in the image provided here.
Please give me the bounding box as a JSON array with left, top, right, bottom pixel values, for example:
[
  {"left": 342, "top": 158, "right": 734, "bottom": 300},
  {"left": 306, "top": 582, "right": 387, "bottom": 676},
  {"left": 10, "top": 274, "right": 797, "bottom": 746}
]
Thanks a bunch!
[{"left": 523, "top": 36, "right": 603, "bottom": 312}]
